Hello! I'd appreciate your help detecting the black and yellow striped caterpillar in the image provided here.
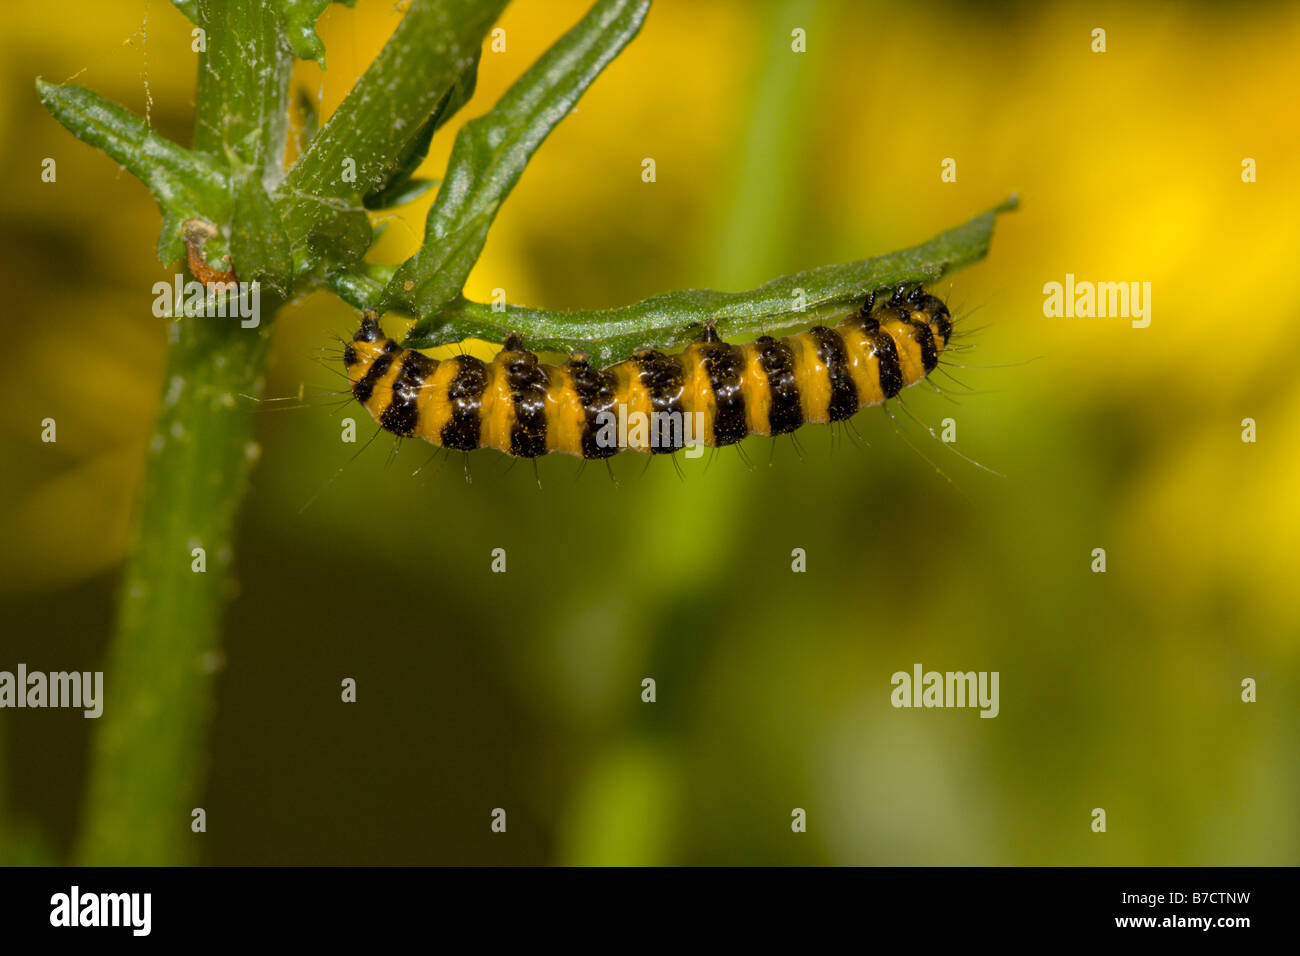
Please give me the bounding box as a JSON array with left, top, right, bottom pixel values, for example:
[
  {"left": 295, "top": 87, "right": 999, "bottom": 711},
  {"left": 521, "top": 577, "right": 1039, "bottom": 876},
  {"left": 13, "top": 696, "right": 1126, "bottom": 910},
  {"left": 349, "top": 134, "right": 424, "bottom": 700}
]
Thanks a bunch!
[{"left": 343, "top": 285, "right": 954, "bottom": 459}]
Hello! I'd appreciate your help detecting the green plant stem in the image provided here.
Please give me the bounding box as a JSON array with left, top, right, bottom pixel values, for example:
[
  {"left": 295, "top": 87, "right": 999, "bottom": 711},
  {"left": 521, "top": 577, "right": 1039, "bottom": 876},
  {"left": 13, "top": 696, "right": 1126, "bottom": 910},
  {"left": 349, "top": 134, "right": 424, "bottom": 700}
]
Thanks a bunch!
[
  {"left": 193, "top": 0, "right": 293, "bottom": 171},
  {"left": 76, "top": 0, "right": 289, "bottom": 865},
  {"left": 77, "top": 317, "right": 276, "bottom": 865}
]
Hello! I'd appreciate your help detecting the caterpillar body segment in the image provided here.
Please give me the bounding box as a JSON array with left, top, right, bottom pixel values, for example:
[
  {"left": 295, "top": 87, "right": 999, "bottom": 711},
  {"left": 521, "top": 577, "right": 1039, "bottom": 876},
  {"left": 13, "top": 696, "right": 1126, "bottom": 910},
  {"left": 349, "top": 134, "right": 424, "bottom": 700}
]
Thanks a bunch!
[{"left": 344, "top": 286, "right": 954, "bottom": 459}]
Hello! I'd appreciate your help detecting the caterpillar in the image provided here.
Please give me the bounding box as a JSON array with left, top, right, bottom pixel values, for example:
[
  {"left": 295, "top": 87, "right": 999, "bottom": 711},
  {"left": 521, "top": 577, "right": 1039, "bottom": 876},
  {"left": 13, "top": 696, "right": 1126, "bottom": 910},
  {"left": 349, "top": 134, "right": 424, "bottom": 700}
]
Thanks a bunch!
[{"left": 343, "top": 285, "right": 954, "bottom": 459}]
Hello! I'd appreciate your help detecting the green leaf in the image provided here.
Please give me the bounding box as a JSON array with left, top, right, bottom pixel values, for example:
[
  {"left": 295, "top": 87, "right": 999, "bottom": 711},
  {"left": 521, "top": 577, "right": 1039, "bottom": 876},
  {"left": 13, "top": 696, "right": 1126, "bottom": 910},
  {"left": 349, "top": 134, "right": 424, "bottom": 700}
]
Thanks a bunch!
[
  {"left": 381, "top": 0, "right": 651, "bottom": 317},
  {"left": 275, "top": 0, "right": 509, "bottom": 271},
  {"left": 363, "top": 177, "right": 441, "bottom": 211},
  {"left": 386, "top": 203, "right": 501, "bottom": 317},
  {"left": 171, "top": 0, "right": 199, "bottom": 23},
  {"left": 307, "top": 207, "right": 373, "bottom": 270},
  {"left": 328, "top": 265, "right": 394, "bottom": 311},
  {"left": 276, "top": 0, "right": 358, "bottom": 66},
  {"left": 400, "top": 197, "right": 1019, "bottom": 365},
  {"left": 363, "top": 52, "right": 478, "bottom": 210},
  {"left": 36, "top": 79, "right": 230, "bottom": 264}
]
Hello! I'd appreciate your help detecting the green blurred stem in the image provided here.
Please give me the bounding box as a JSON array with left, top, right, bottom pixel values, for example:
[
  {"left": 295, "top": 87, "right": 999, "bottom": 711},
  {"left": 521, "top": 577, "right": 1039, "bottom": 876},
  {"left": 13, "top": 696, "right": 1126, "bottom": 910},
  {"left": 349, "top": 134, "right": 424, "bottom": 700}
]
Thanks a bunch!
[
  {"left": 77, "top": 317, "right": 276, "bottom": 865},
  {"left": 710, "top": 0, "right": 829, "bottom": 288},
  {"left": 75, "top": 0, "right": 288, "bottom": 865}
]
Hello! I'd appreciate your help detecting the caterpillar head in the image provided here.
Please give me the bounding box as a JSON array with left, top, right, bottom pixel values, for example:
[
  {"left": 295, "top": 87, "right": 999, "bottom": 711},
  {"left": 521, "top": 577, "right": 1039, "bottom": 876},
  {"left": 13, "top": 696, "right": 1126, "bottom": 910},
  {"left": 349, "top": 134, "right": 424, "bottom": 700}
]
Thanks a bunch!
[
  {"left": 344, "top": 312, "right": 400, "bottom": 394},
  {"left": 901, "top": 288, "right": 954, "bottom": 346},
  {"left": 872, "top": 287, "right": 953, "bottom": 346},
  {"left": 352, "top": 311, "right": 383, "bottom": 344}
]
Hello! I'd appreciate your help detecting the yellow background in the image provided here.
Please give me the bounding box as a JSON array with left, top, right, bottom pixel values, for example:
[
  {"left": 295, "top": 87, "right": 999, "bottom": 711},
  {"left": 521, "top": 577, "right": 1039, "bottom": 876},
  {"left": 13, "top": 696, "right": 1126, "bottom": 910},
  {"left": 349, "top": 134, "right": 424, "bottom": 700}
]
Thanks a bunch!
[{"left": 0, "top": 0, "right": 1296, "bottom": 863}]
